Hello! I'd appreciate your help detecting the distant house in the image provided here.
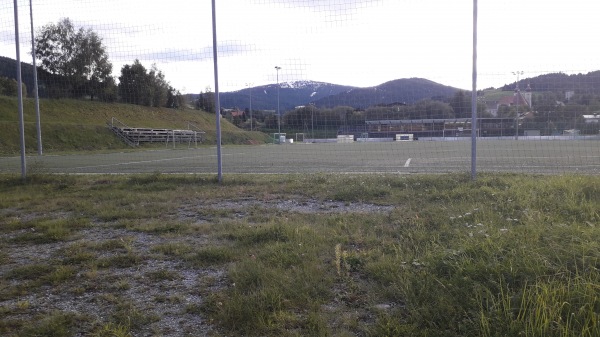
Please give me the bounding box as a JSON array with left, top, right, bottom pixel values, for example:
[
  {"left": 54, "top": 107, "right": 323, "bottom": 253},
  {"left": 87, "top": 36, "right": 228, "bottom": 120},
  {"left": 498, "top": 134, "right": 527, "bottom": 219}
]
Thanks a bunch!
[
  {"left": 487, "top": 83, "right": 533, "bottom": 116},
  {"left": 222, "top": 108, "right": 245, "bottom": 120},
  {"left": 485, "top": 101, "right": 499, "bottom": 116},
  {"left": 583, "top": 114, "right": 600, "bottom": 123},
  {"left": 230, "top": 110, "right": 245, "bottom": 118}
]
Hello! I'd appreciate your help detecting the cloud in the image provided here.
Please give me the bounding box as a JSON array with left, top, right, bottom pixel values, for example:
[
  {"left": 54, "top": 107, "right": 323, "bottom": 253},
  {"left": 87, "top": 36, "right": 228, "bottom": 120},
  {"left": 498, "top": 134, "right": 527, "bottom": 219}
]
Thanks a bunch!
[
  {"left": 0, "top": 29, "right": 15, "bottom": 43},
  {"left": 253, "top": 0, "right": 382, "bottom": 11},
  {"left": 250, "top": 0, "right": 384, "bottom": 23},
  {"left": 110, "top": 41, "right": 255, "bottom": 64},
  {"left": 2, "top": 0, "right": 599, "bottom": 94}
]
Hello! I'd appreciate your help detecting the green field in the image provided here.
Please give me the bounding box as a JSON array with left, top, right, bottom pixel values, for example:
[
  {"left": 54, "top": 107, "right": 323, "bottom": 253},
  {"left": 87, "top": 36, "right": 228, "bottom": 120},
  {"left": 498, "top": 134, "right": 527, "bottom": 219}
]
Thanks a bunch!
[
  {"left": 1, "top": 139, "right": 600, "bottom": 175},
  {"left": 2, "top": 96, "right": 599, "bottom": 176}
]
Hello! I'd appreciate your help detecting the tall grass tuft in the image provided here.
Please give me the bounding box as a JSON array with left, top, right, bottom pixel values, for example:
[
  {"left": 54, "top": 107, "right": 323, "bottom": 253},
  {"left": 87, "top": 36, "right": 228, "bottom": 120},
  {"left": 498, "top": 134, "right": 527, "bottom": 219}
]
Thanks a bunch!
[{"left": 480, "top": 272, "right": 600, "bottom": 337}]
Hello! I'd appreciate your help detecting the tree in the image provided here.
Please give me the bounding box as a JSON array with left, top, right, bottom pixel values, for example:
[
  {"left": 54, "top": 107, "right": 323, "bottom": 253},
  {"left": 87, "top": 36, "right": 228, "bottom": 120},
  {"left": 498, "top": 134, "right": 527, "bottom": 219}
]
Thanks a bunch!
[
  {"left": 166, "top": 86, "right": 183, "bottom": 108},
  {"left": 195, "top": 90, "right": 216, "bottom": 113},
  {"left": 0, "top": 76, "right": 27, "bottom": 97},
  {"left": 35, "top": 18, "right": 113, "bottom": 99},
  {"left": 148, "top": 64, "right": 169, "bottom": 107},
  {"left": 264, "top": 114, "right": 278, "bottom": 129},
  {"left": 497, "top": 104, "right": 515, "bottom": 118},
  {"left": 317, "top": 108, "right": 342, "bottom": 127},
  {"left": 449, "top": 90, "right": 470, "bottom": 118},
  {"left": 346, "top": 110, "right": 366, "bottom": 126},
  {"left": 97, "top": 76, "right": 117, "bottom": 103},
  {"left": 413, "top": 99, "right": 455, "bottom": 119},
  {"left": 283, "top": 106, "right": 313, "bottom": 128},
  {"left": 118, "top": 60, "right": 172, "bottom": 107},
  {"left": 333, "top": 106, "right": 354, "bottom": 127},
  {"left": 449, "top": 90, "right": 487, "bottom": 118},
  {"left": 118, "top": 60, "right": 150, "bottom": 105}
]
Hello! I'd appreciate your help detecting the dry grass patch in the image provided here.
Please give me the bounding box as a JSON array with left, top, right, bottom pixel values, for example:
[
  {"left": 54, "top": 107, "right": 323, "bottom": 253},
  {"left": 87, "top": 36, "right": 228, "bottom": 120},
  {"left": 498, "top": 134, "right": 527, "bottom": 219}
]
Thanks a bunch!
[{"left": 1, "top": 173, "right": 600, "bottom": 336}]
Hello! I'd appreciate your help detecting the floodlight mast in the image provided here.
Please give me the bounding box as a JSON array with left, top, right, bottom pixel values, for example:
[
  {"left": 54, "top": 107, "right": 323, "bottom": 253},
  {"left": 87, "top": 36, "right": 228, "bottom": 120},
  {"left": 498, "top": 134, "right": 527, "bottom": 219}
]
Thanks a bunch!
[
  {"left": 275, "top": 66, "right": 281, "bottom": 142},
  {"left": 512, "top": 71, "right": 524, "bottom": 140},
  {"left": 30, "top": 0, "right": 42, "bottom": 155},
  {"left": 246, "top": 82, "right": 253, "bottom": 131},
  {"left": 311, "top": 103, "right": 315, "bottom": 140}
]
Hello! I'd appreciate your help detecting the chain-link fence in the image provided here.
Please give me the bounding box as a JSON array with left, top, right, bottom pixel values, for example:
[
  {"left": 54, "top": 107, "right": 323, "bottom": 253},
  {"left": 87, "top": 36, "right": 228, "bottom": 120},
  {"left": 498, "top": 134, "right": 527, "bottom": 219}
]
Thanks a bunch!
[{"left": 2, "top": 0, "right": 599, "bottom": 176}]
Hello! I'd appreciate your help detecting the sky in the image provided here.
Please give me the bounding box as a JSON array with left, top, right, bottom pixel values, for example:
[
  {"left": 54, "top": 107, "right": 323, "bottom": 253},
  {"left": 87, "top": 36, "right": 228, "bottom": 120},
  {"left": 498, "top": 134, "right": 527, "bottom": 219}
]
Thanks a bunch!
[{"left": 1, "top": 0, "right": 599, "bottom": 94}]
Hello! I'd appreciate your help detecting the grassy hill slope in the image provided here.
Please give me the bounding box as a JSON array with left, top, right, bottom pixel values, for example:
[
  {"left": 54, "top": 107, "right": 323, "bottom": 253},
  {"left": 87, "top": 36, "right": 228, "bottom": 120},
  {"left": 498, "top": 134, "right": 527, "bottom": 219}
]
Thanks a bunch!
[{"left": 0, "top": 96, "right": 270, "bottom": 155}]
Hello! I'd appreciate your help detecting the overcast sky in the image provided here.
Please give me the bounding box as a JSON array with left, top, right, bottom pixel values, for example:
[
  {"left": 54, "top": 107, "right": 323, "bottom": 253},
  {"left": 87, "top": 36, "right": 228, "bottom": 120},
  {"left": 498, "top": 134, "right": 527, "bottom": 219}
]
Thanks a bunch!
[{"left": 1, "top": 0, "right": 599, "bottom": 94}]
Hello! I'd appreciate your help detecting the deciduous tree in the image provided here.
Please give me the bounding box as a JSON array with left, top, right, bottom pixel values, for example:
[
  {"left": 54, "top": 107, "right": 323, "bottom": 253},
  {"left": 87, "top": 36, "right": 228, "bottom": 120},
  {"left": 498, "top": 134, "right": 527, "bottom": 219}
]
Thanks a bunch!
[
  {"left": 118, "top": 60, "right": 150, "bottom": 105},
  {"left": 35, "top": 18, "right": 113, "bottom": 99},
  {"left": 0, "top": 76, "right": 27, "bottom": 97},
  {"left": 118, "top": 60, "right": 177, "bottom": 108},
  {"left": 195, "top": 89, "right": 216, "bottom": 113}
]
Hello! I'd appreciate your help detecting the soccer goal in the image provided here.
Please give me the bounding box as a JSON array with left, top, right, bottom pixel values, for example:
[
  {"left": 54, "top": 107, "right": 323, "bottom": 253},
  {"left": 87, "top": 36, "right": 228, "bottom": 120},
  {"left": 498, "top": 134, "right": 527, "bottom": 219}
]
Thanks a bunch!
[{"left": 295, "top": 133, "right": 305, "bottom": 143}]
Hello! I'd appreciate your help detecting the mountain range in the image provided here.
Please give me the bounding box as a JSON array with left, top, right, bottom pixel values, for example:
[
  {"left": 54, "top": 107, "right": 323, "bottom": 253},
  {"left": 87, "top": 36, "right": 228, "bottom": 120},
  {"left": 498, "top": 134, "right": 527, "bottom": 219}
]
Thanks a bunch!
[
  {"left": 3, "top": 56, "right": 600, "bottom": 111},
  {"left": 217, "top": 78, "right": 461, "bottom": 111},
  {"left": 2, "top": 55, "right": 460, "bottom": 110}
]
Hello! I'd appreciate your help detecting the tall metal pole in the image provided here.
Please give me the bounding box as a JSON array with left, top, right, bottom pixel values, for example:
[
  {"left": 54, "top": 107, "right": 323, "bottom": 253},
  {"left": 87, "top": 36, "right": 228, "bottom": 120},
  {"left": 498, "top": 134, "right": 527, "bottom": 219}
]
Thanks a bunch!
[
  {"left": 14, "top": 0, "right": 27, "bottom": 180},
  {"left": 30, "top": 0, "right": 42, "bottom": 155},
  {"left": 470, "top": 0, "right": 478, "bottom": 180},
  {"left": 246, "top": 83, "right": 253, "bottom": 131},
  {"left": 311, "top": 103, "right": 315, "bottom": 140},
  {"left": 211, "top": 0, "right": 222, "bottom": 183},
  {"left": 512, "top": 71, "right": 523, "bottom": 140},
  {"left": 275, "top": 66, "right": 281, "bottom": 142}
]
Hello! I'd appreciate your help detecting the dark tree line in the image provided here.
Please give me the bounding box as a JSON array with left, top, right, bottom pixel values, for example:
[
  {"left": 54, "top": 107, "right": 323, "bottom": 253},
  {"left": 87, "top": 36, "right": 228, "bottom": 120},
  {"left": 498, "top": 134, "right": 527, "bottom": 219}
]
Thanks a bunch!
[
  {"left": 501, "top": 71, "right": 600, "bottom": 95},
  {"left": 222, "top": 91, "right": 492, "bottom": 132},
  {"left": 195, "top": 90, "right": 216, "bottom": 113},
  {"left": 33, "top": 18, "right": 182, "bottom": 108}
]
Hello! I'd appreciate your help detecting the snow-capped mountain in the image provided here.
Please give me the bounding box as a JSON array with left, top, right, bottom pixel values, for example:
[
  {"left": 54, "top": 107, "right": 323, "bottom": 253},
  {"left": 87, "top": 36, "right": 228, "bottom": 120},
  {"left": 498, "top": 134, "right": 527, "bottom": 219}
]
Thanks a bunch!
[
  {"left": 219, "top": 81, "right": 356, "bottom": 111},
  {"left": 218, "top": 78, "right": 461, "bottom": 111}
]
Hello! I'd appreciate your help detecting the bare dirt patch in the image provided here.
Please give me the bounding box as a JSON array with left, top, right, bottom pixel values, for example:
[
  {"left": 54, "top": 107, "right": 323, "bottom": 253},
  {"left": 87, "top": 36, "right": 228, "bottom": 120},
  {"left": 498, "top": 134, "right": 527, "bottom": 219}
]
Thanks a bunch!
[{"left": 1, "top": 199, "right": 394, "bottom": 336}]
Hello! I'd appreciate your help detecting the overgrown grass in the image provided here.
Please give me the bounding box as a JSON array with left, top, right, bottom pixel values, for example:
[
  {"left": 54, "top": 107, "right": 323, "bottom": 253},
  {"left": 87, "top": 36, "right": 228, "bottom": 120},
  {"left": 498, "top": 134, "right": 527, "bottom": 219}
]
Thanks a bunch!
[
  {"left": 1, "top": 173, "right": 599, "bottom": 336},
  {"left": 0, "top": 95, "right": 270, "bottom": 155}
]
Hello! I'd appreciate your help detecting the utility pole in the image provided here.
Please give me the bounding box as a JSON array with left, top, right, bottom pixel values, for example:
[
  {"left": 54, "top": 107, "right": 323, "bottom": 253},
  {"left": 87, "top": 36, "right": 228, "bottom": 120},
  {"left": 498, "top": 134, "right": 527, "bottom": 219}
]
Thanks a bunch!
[
  {"left": 512, "top": 71, "right": 524, "bottom": 140},
  {"left": 30, "top": 0, "right": 42, "bottom": 155},
  {"left": 275, "top": 66, "right": 281, "bottom": 142},
  {"left": 246, "top": 83, "right": 253, "bottom": 131},
  {"left": 311, "top": 103, "right": 315, "bottom": 140}
]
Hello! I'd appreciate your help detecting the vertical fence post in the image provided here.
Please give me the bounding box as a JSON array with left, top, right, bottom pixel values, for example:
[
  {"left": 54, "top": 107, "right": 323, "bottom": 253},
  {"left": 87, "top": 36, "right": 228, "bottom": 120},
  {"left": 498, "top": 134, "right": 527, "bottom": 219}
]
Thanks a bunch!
[
  {"left": 470, "top": 0, "right": 478, "bottom": 180},
  {"left": 212, "top": 0, "right": 223, "bottom": 183},
  {"left": 30, "top": 0, "right": 42, "bottom": 155},
  {"left": 14, "top": 0, "right": 27, "bottom": 180}
]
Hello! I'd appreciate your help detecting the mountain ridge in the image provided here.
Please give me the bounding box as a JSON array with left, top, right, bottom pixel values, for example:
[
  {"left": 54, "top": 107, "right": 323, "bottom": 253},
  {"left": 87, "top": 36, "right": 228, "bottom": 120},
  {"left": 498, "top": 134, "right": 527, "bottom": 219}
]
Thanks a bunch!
[
  {"left": 3, "top": 56, "right": 600, "bottom": 111},
  {"left": 217, "top": 78, "right": 462, "bottom": 111}
]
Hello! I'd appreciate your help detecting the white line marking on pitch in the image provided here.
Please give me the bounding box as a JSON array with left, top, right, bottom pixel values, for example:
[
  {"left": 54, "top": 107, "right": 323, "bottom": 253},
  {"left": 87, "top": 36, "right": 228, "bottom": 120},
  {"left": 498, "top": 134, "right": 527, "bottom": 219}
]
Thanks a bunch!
[
  {"left": 70, "top": 153, "right": 245, "bottom": 170},
  {"left": 404, "top": 158, "right": 412, "bottom": 167}
]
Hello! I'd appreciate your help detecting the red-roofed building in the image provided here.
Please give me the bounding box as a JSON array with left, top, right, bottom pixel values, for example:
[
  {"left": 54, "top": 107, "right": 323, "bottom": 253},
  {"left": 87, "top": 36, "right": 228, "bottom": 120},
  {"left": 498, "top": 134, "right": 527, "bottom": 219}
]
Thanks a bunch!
[{"left": 488, "top": 83, "right": 532, "bottom": 116}]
